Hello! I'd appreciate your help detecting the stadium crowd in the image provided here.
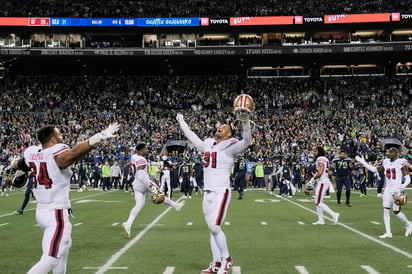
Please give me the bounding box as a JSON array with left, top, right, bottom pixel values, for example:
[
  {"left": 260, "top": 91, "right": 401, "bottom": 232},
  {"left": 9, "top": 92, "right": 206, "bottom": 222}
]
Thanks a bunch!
[
  {"left": 1, "top": 74, "right": 411, "bottom": 168},
  {"left": 1, "top": 0, "right": 410, "bottom": 18}
]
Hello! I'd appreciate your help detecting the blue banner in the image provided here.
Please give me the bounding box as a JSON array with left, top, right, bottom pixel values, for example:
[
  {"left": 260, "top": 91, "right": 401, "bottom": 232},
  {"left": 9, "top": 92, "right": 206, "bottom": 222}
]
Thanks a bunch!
[
  {"left": 49, "top": 17, "right": 199, "bottom": 27},
  {"left": 138, "top": 18, "right": 199, "bottom": 27}
]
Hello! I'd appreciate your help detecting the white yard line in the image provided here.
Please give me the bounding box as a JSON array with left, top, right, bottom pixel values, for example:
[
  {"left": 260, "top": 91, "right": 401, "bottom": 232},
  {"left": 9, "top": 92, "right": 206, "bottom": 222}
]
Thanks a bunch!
[
  {"left": 162, "top": 266, "right": 175, "bottom": 274},
  {"left": 94, "top": 197, "right": 185, "bottom": 274},
  {"left": 0, "top": 191, "right": 108, "bottom": 218},
  {"left": 284, "top": 197, "right": 412, "bottom": 259},
  {"left": 295, "top": 265, "right": 309, "bottom": 274},
  {"left": 360, "top": 265, "right": 380, "bottom": 274}
]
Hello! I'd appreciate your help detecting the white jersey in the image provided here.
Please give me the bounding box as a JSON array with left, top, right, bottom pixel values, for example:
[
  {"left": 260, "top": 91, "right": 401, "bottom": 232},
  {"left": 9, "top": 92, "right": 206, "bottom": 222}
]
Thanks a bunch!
[
  {"left": 382, "top": 158, "right": 409, "bottom": 190},
  {"left": 24, "top": 144, "right": 72, "bottom": 208},
  {"left": 315, "top": 156, "right": 330, "bottom": 182},
  {"left": 161, "top": 161, "right": 171, "bottom": 178},
  {"left": 130, "top": 154, "right": 147, "bottom": 185},
  {"left": 179, "top": 120, "right": 251, "bottom": 191},
  {"left": 201, "top": 138, "right": 245, "bottom": 191}
]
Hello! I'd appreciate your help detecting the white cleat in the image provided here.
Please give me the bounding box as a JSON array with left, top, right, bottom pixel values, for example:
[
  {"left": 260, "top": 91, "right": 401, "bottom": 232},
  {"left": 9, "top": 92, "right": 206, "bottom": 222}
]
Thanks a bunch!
[
  {"left": 312, "top": 221, "right": 325, "bottom": 225},
  {"left": 217, "top": 257, "right": 233, "bottom": 274},
  {"left": 200, "top": 262, "right": 220, "bottom": 274},
  {"left": 405, "top": 222, "right": 412, "bottom": 237},
  {"left": 379, "top": 233, "right": 393, "bottom": 239},
  {"left": 175, "top": 201, "right": 185, "bottom": 211},
  {"left": 333, "top": 213, "right": 340, "bottom": 225},
  {"left": 122, "top": 222, "right": 131, "bottom": 238}
]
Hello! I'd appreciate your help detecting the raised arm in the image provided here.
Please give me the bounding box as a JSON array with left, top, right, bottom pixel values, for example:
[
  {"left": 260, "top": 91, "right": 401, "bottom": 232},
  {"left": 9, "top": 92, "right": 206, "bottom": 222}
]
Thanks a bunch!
[
  {"left": 227, "top": 120, "right": 252, "bottom": 156},
  {"left": 176, "top": 113, "right": 205, "bottom": 152}
]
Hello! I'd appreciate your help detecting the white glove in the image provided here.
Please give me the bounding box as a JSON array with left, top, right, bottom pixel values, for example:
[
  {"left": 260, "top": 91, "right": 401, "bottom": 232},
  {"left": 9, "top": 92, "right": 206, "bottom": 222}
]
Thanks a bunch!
[
  {"left": 150, "top": 185, "right": 160, "bottom": 195},
  {"left": 355, "top": 155, "right": 366, "bottom": 165},
  {"left": 88, "top": 122, "right": 120, "bottom": 146},
  {"left": 176, "top": 113, "right": 185, "bottom": 124},
  {"left": 355, "top": 155, "right": 378, "bottom": 173}
]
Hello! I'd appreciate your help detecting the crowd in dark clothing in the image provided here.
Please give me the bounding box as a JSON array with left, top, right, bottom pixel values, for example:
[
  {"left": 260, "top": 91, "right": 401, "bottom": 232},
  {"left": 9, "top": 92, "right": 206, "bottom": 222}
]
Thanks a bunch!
[
  {"left": 1, "top": 74, "right": 411, "bottom": 169},
  {"left": 1, "top": 0, "right": 410, "bottom": 18}
]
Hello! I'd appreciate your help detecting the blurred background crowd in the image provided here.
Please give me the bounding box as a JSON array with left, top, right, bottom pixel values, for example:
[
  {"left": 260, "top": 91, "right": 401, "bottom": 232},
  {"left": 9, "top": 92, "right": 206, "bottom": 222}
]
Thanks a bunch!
[{"left": 1, "top": 74, "right": 411, "bottom": 166}]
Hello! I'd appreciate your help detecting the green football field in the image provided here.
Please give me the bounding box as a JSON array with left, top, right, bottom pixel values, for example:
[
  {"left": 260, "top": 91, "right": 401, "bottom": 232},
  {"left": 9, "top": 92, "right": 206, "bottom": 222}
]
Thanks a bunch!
[{"left": 1, "top": 187, "right": 412, "bottom": 274}]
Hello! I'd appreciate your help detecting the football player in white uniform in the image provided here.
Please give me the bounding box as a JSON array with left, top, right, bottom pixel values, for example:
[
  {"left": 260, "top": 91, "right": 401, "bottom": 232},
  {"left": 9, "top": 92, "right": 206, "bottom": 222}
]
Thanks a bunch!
[
  {"left": 356, "top": 147, "right": 412, "bottom": 238},
  {"left": 9, "top": 123, "right": 119, "bottom": 274},
  {"left": 122, "top": 143, "right": 184, "bottom": 238},
  {"left": 160, "top": 155, "right": 173, "bottom": 198},
  {"left": 177, "top": 112, "right": 251, "bottom": 274},
  {"left": 312, "top": 146, "right": 340, "bottom": 225}
]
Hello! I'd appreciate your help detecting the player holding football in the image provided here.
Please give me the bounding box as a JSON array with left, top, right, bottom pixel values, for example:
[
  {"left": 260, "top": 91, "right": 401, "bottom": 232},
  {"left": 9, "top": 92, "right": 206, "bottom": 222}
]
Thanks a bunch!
[
  {"left": 312, "top": 146, "right": 340, "bottom": 225},
  {"left": 176, "top": 94, "right": 253, "bottom": 274},
  {"left": 356, "top": 147, "right": 412, "bottom": 238},
  {"left": 122, "top": 142, "right": 184, "bottom": 238},
  {"left": 9, "top": 123, "right": 119, "bottom": 273}
]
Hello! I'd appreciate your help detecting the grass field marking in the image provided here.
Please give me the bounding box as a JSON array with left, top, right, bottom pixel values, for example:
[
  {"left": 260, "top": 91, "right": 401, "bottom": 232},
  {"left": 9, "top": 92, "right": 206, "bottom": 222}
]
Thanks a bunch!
[
  {"left": 74, "top": 222, "right": 83, "bottom": 226},
  {"left": 137, "top": 223, "right": 165, "bottom": 227},
  {"left": 261, "top": 221, "right": 268, "bottom": 225},
  {"left": 0, "top": 192, "right": 108, "bottom": 218},
  {"left": 297, "top": 221, "right": 305, "bottom": 225},
  {"left": 232, "top": 266, "right": 241, "bottom": 274},
  {"left": 94, "top": 196, "right": 185, "bottom": 274},
  {"left": 112, "top": 222, "right": 120, "bottom": 226},
  {"left": 295, "top": 265, "right": 309, "bottom": 274},
  {"left": 0, "top": 222, "right": 10, "bottom": 227},
  {"left": 187, "top": 222, "right": 193, "bottom": 226},
  {"left": 360, "top": 265, "right": 380, "bottom": 274},
  {"left": 371, "top": 221, "right": 381, "bottom": 225},
  {"left": 284, "top": 197, "right": 412, "bottom": 259},
  {"left": 224, "top": 221, "right": 231, "bottom": 226},
  {"left": 162, "top": 266, "right": 175, "bottom": 274},
  {"left": 83, "top": 267, "right": 128, "bottom": 270}
]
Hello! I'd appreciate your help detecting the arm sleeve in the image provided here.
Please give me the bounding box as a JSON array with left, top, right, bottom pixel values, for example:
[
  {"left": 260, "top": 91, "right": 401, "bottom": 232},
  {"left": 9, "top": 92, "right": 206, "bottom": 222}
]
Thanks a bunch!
[
  {"left": 136, "top": 169, "right": 158, "bottom": 190},
  {"left": 179, "top": 120, "right": 205, "bottom": 152},
  {"left": 400, "top": 175, "right": 411, "bottom": 190},
  {"left": 360, "top": 162, "right": 378, "bottom": 173},
  {"left": 227, "top": 121, "right": 252, "bottom": 156}
]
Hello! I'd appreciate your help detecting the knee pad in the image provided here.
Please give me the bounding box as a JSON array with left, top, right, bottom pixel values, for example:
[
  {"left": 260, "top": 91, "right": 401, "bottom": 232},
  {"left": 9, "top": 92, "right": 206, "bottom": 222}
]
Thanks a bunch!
[{"left": 208, "top": 224, "right": 221, "bottom": 235}]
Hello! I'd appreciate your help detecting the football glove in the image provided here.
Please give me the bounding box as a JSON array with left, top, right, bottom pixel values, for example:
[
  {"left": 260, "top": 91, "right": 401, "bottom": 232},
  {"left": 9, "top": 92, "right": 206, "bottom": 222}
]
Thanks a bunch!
[
  {"left": 176, "top": 113, "right": 185, "bottom": 124},
  {"left": 89, "top": 122, "right": 120, "bottom": 146},
  {"left": 355, "top": 155, "right": 366, "bottom": 165}
]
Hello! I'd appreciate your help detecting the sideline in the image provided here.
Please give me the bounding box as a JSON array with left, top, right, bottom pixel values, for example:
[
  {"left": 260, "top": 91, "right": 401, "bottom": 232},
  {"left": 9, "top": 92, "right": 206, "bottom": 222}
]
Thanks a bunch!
[
  {"left": 95, "top": 197, "right": 185, "bottom": 274},
  {"left": 283, "top": 196, "right": 412, "bottom": 259}
]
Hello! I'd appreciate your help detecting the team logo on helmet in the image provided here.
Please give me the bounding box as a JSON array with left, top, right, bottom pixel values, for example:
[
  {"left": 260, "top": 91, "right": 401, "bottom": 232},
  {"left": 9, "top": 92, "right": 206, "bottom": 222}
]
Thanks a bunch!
[
  {"left": 393, "top": 190, "right": 407, "bottom": 206},
  {"left": 304, "top": 178, "right": 315, "bottom": 196},
  {"left": 233, "top": 94, "right": 255, "bottom": 122}
]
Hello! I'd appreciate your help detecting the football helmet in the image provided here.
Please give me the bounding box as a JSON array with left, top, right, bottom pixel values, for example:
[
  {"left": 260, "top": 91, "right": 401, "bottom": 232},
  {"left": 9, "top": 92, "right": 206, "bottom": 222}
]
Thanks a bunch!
[
  {"left": 233, "top": 94, "right": 255, "bottom": 122},
  {"left": 152, "top": 192, "right": 165, "bottom": 204},
  {"left": 304, "top": 179, "right": 315, "bottom": 196},
  {"left": 393, "top": 190, "right": 407, "bottom": 206},
  {"left": 3, "top": 168, "right": 28, "bottom": 189}
]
